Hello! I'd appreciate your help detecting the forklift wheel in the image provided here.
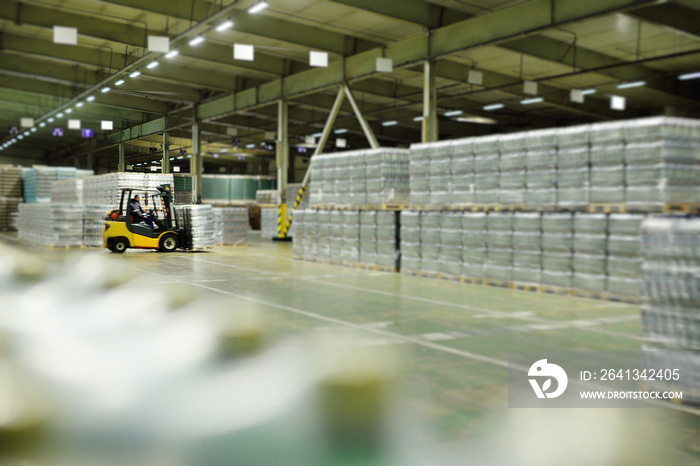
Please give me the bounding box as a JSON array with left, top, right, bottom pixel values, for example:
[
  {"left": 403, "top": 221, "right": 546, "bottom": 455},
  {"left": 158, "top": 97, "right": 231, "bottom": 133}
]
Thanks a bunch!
[
  {"left": 159, "top": 233, "right": 178, "bottom": 252},
  {"left": 112, "top": 238, "right": 128, "bottom": 253}
]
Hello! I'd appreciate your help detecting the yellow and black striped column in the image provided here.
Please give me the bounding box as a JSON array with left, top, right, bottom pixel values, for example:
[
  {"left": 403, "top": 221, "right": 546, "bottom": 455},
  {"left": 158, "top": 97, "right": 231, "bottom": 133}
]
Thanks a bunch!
[{"left": 277, "top": 202, "right": 288, "bottom": 238}]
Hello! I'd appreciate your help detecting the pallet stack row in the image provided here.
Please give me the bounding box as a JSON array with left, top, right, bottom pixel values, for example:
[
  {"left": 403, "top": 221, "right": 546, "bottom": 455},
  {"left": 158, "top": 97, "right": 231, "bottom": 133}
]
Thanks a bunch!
[
  {"left": 399, "top": 211, "right": 642, "bottom": 298},
  {"left": 293, "top": 209, "right": 398, "bottom": 270},
  {"left": 309, "top": 149, "right": 410, "bottom": 207},
  {"left": 0, "top": 165, "right": 23, "bottom": 231},
  {"left": 21, "top": 167, "right": 93, "bottom": 203},
  {"left": 408, "top": 116, "right": 700, "bottom": 210},
  {"left": 17, "top": 203, "right": 84, "bottom": 247}
]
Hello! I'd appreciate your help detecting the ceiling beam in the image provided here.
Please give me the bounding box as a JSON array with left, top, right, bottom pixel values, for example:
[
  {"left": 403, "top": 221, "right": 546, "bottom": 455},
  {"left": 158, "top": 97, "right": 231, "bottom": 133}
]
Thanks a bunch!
[
  {"left": 627, "top": 2, "right": 700, "bottom": 37},
  {"left": 101, "top": 0, "right": 381, "bottom": 55},
  {"left": 327, "top": 0, "right": 471, "bottom": 28}
]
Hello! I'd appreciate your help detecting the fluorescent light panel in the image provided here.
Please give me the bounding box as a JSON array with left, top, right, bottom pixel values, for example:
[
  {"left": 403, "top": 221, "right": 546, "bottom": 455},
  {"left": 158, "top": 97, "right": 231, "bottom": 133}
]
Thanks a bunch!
[
  {"left": 334, "top": 128, "right": 348, "bottom": 134},
  {"left": 86, "top": 96, "right": 95, "bottom": 102},
  {"left": 115, "top": 79, "right": 125, "bottom": 86},
  {"left": 248, "top": 1, "right": 269, "bottom": 14},
  {"left": 382, "top": 120, "right": 398, "bottom": 127},
  {"left": 483, "top": 103, "right": 504, "bottom": 111},
  {"left": 444, "top": 109, "right": 463, "bottom": 117},
  {"left": 581, "top": 89, "right": 597, "bottom": 95},
  {"left": 146, "top": 61, "right": 159, "bottom": 69},
  {"left": 165, "top": 50, "right": 178, "bottom": 59},
  {"left": 101, "top": 87, "right": 111, "bottom": 93},
  {"left": 129, "top": 71, "right": 141, "bottom": 78},
  {"left": 216, "top": 20, "right": 233, "bottom": 32},
  {"left": 189, "top": 36, "right": 204, "bottom": 46},
  {"left": 520, "top": 97, "right": 544, "bottom": 105},
  {"left": 616, "top": 81, "right": 646, "bottom": 89},
  {"left": 678, "top": 71, "right": 700, "bottom": 81},
  {"left": 413, "top": 116, "right": 424, "bottom": 122},
  {"left": 76, "top": 102, "right": 84, "bottom": 108}
]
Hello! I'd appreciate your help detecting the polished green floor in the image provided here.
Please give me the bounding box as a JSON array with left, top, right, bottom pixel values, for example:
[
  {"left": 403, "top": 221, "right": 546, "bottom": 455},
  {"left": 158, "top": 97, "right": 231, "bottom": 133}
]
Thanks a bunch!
[{"left": 3, "top": 231, "right": 700, "bottom": 464}]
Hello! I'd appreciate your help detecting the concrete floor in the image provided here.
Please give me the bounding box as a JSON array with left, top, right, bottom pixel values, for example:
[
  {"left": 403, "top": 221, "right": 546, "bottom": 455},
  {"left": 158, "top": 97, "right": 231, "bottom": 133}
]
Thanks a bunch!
[{"left": 2, "top": 231, "right": 700, "bottom": 464}]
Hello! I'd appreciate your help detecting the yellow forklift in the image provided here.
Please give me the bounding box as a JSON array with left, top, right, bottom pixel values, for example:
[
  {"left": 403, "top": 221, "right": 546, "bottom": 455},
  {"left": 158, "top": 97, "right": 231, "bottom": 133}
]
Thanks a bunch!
[{"left": 103, "top": 184, "right": 190, "bottom": 253}]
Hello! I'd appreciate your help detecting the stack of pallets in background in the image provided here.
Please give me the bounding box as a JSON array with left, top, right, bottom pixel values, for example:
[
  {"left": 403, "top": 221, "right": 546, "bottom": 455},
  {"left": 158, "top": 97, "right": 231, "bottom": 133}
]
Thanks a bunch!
[
  {"left": 0, "top": 165, "right": 23, "bottom": 231},
  {"left": 213, "top": 207, "right": 249, "bottom": 245},
  {"left": 18, "top": 203, "right": 84, "bottom": 247}
]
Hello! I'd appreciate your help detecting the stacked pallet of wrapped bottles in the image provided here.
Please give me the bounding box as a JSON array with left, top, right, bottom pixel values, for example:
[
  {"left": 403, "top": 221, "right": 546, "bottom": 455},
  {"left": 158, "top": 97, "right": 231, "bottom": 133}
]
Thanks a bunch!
[
  {"left": 0, "top": 165, "right": 23, "bottom": 231},
  {"left": 17, "top": 203, "right": 84, "bottom": 247},
  {"left": 255, "top": 190, "right": 276, "bottom": 205},
  {"left": 309, "top": 148, "right": 409, "bottom": 206},
  {"left": 260, "top": 207, "right": 279, "bottom": 238},
  {"left": 293, "top": 209, "right": 398, "bottom": 270},
  {"left": 83, "top": 204, "right": 112, "bottom": 247},
  {"left": 51, "top": 178, "right": 85, "bottom": 204},
  {"left": 212, "top": 207, "right": 249, "bottom": 245},
  {"left": 397, "top": 211, "right": 643, "bottom": 299},
  {"left": 175, "top": 204, "right": 215, "bottom": 250},
  {"left": 21, "top": 167, "right": 92, "bottom": 203},
  {"left": 82, "top": 173, "right": 173, "bottom": 207},
  {"left": 408, "top": 116, "right": 700, "bottom": 209},
  {"left": 639, "top": 217, "right": 700, "bottom": 403}
]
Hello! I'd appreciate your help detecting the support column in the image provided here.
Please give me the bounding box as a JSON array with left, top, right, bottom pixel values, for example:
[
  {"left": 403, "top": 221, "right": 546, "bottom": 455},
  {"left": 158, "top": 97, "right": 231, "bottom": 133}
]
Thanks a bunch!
[
  {"left": 87, "top": 152, "right": 94, "bottom": 173},
  {"left": 422, "top": 60, "right": 438, "bottom": 143},
  {"left": 276, "top": 100, "right": 290, "bottom": 239},
  {"left": 191, "top": 120, "right": 202, "bottom": 204},
  {"left": 162, "top": 131, "right": 170, "bottom": 174},
  {"left": 118, "top": 143, "right": 125, "bottom": 172},
  {"left": 343, "top": 84, "right": 379, "bottom": 149}
]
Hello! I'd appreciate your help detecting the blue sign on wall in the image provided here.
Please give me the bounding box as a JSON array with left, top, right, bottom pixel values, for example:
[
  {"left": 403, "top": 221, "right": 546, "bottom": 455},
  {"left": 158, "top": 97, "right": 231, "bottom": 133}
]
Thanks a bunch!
[
  {"left": 51, "top": 127, "right": 64, "bottom": 137},
  {"left": 81, "top": 128, "right": 94, "bottom": 138}
]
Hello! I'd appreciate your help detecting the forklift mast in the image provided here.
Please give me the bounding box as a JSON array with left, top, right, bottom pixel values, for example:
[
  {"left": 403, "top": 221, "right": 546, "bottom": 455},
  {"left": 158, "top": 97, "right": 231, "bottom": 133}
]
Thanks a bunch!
[{"left": 156, "top": 184, "right": 176, "bottom": 230}]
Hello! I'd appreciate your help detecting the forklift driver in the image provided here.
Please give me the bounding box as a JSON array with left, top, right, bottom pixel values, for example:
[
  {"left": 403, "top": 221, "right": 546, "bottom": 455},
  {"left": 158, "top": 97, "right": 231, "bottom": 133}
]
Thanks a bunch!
[{"left": 130, "top": 194, "right": 157, "bottom": 229}]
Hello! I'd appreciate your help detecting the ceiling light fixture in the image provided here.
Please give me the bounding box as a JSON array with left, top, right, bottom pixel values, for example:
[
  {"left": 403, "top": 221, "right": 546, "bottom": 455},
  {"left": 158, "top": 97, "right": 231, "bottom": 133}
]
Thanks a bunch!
[
  {"left": 165, "top": 50, "right": 179, "bottom": 59},
  {"left": 76, "top": 102, "right": 84, "bottom": 108},
  {"left": 581, "top": 89, "right": 597, "bottom": 95},
  {"left": 678, "top": 71, "right": 700, "bottom": 81},
  {"left": 457, "top": 116, "right": 499, "bottom": 125},
  {"left": 483, "top": 103, "right": 505, "bottom": 111},
  {"left": 23, "top": 131, "right": 30, "bottom": 136},
  {"left": 129, "top": 71, "right": 141, "bottom": 78},
  {"left": 382, "top": 120, "right": 398, "bottom": 127},
  {"left": 30, "top": 127, "right": 37, "bottom": 133},
  {"left": 520, "top": 97, "right": 544, "bottom": 105},
  {"left": 48, "top": 118, "right": 54, "bottom": 123},
  {"left": 216, "top": 20, "right": 233, "bottom": 32},
  {"left": 616, "top": 81, "right": 646, "bottom": 89},
  {"left": 334, "top": 128, "right": 348, "bottom": 134},
  {"left": 115, "top": 79, "right": 125, "bottom": 86},
  {"left": 66, "top": 108, "right": 72, "bottom": 114},
  {"left": 189, "top": 36, "right": 204, "bottom": 46},
  {"left": 86, "top": 95, "right": 95, "bottom": 102},
  {"left": 57, "top": 112, "right": 64, "bottom": 118},
  {"left": 39, "top": 122, "right": 46, "bottom": 127},
  {"left": 146, "top": 61, "right": 159, "bottom": 69},
  {"left": 444, "top": 109, "right": 464, "bottom": 117},
  {"left": 101, "top": 87, "right": 111, "bottom": 93},
  {"left": 245, "top": 143, "right": 256, "bottom": 149},
  {"left": 413, "top": 116, "right": 424, "bottom": 122},
  {"left": 248, "top": 1, "right": 269, "bottom": 14}
]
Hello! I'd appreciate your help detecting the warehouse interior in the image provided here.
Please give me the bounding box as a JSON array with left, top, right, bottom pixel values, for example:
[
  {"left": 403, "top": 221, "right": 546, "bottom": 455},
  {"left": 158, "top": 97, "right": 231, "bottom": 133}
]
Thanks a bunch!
[{"left": 1, "top": 0, "right": 700, "bottom": 464}]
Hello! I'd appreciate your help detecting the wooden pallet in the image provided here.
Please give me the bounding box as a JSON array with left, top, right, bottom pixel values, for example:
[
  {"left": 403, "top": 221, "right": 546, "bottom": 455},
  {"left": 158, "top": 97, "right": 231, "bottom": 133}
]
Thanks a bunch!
[
  {"left": 493, "top": 204, "right": 527, "bottom": 212},
  {"left": 588, "top": 203, "right": 627, "bottom": 214},
  {"left": 661, "top": 203, "right": 700, "bottom": 214},
  {"left": 538, "top": 284, "right": 575, "bottom": 297},
  {"left": 218, "top": 242, "right": 248, "bottom": 247},
  {"left": 512, "top": 282, "right": 541, "bottom": 292}
]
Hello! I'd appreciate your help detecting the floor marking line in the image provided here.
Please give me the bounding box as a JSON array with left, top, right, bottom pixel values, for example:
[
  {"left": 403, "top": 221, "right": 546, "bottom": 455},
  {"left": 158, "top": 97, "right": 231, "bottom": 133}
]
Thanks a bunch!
[{"left": 297, "top": 277, "right": 641, "bottom": 341}]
